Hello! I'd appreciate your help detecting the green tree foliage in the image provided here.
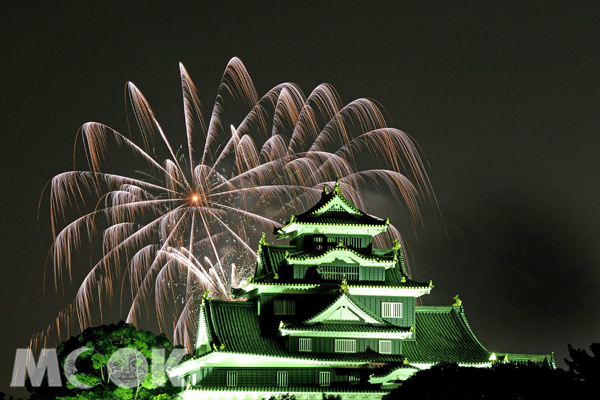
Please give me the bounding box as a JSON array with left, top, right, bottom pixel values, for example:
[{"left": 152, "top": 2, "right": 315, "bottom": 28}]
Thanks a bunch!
[
  {"left": 383, "top": 361, "right": 577, "bottom": 400},
  {"left": 27, "top": 321, "right": 186, "bottom": 400}
]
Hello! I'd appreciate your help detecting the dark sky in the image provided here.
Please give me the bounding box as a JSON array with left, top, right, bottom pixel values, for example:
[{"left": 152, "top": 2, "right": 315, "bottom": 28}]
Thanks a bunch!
[{"left": 2, "top": 1, "right": 600, "bottom": 396}]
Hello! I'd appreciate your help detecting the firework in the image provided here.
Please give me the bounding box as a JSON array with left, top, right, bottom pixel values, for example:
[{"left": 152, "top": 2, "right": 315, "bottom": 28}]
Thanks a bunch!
[{"left": 42, "top": 58, "right": 437, "bottom": 351}]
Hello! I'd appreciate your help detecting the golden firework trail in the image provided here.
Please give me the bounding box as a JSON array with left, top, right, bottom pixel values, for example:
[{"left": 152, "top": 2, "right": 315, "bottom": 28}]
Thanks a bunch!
[{"left": 37, "top": 58, "right": 438, "bottom": 351}]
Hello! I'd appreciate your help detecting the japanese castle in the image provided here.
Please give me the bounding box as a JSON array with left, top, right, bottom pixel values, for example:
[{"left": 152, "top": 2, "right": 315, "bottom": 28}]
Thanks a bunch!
[{"left": 170, "top": 182, "right": 554, "bottom": 399}]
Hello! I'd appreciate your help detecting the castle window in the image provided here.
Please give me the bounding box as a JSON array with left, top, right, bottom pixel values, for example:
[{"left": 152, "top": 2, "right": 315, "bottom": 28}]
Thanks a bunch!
[
  {"left": 349, "top": 372, "right": 360, "bottom": 385},
  {"left": 320, "top": 265, "right": 359, "bottom": 281},
  {"left": 381, "top": 302, "right": 402, "bottom": 318},
  {"left": 313, "top": 236, "right": 324, "bottom": 251},
  {"left": 277, "top": 371, "right": 288, "bottom": 387},
  {"left": 319, "top": 371, "right": 330, "bottom": 386},
  {"left": 227, "top": 371, "right": 238, "bottom": 386},
  {"left": 274, "top": 299, "right": 295, "bottom": 315},
  {"left": 379, "top": 340, "right": 392, "bottom": 354},
  {"left": 335, "top": 339, "right": 356, "bottom": 353},
  {"left": 299, "top": 338, "right": 312, "bottom": 352}
]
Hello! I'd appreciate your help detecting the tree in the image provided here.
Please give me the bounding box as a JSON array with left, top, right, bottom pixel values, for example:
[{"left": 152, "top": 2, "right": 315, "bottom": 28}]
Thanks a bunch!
[
  {"left": 27, "top": 321, "right": 186, "bottom": 400},
  {"left": 565, "top": 342, "right": 600, "bottom": 386},
  {"left": 383, "top": 361, "right": 576, "bottom": 400}
]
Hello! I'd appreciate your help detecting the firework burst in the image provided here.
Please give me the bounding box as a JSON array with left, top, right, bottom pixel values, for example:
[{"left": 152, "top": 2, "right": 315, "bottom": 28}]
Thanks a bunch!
[{"left": 41, "top": 58, "right": 437, "bottom": 351}]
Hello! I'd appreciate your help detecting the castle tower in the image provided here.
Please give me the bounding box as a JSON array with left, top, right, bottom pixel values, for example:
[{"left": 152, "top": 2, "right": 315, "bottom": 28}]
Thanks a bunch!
[{"left": 169, "top": 182, "right": 554, "bottom": 399}]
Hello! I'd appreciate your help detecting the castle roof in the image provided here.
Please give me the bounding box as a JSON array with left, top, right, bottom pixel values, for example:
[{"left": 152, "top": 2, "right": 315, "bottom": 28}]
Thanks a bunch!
[
  {"left": 404, "top": 306, "right": 554, "bottom": 367},
  {"left": 280, "top": 292, "right": 413, "bottom": 339},
  {"left": 404, "top": 306, "right": 491, "bottom": 365},
  {"left": 298, "top": 291, "right": 389, "bottom": 325},
  {"left": 173, "top": 181, "right": 555, "bottom": 396},
  {"left": 197, "top": 299, "right": 407, "bottom": 363},
  {"left": 246, "top": 243, "right": 429, "bottom": 289},
  {"left": 276, "top": 182, "right": 388, "bottom": 239},
  {"left": 194, "top": 298, "right": 551, "bottom": 367}
]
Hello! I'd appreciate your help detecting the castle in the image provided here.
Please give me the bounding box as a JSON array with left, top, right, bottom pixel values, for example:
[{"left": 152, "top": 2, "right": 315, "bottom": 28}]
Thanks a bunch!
[{"left": 169, "top": 182, "right": 554, "bottom": 399}]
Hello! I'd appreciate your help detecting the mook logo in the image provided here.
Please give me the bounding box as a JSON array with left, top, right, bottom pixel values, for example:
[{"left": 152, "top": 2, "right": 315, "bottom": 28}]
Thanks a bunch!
[{"left": 11, "top": 347, "right": 186, "bottom": 389}]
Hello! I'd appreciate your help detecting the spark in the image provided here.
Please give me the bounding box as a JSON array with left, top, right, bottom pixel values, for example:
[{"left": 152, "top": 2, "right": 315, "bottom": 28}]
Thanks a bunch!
[{"left": 38, "top": 57, "right": 438, "bottom": 352}]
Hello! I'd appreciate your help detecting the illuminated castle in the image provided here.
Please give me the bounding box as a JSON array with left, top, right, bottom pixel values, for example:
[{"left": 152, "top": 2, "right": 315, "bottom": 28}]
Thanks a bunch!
[{"left": 170, "top": 182, "right": 554, "bottom": 399}]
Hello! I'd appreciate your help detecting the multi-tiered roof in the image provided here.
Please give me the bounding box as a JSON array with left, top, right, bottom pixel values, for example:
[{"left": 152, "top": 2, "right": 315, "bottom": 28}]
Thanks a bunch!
[
  {"left": 170, "top": 182, "right": 555, "bottom": 399},
  {"left": 245, "top": 182, "right": 431, "bottom": 294}
]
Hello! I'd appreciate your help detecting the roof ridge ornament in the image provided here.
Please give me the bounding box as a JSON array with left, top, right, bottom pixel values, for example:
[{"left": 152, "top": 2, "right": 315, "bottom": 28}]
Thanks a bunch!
[
  {"left": 393, "top": 238, "right": 401, "bottom": 250},
  {"left": 259, "top": 232, "right": 267, "bottom": 246},
  {"left": 212, "top": 343, "right": 226, "bottom": 352},
  {"left": 334, "top": 178, "right": 342, "bottom": 195},
  {"left": 453, "top": 295, "right": 462, "bottom": 307},
  {"left": 201, "top": 288, "right": 210, "bottom": 307},
  {"left": 341, "top": 278, "right": 349, "bottom": 293}
]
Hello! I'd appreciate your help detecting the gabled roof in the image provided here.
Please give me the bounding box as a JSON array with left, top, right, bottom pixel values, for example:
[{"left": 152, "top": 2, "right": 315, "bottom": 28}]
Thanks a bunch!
[
  {"left": 198, "top": 299, "right": 407, "bottom": 363},
  {"left": 402, "top": 305, "right": 492, "bottom": 364},
  {"left": 285, "top": 243, "right": 397, "bottom": 268},
  {"left": 296, "top": 182, "right": 384, "bottom": 222},
  {"left": 300, "top": 291, "right": 388, "bottom": 325},
  {"left": 281, "top": 292, "right": 414, "bottom": 340},
  {"left": 276, "top": 182, "right": 388, "bottom": 239}
]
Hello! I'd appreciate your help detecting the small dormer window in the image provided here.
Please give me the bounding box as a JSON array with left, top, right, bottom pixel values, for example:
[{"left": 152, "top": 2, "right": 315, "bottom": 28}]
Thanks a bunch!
[
  {"left": 381, "top": 302, "right": 403, "bottom": 318},
  {"left": 312, "top": 236, "right": 325, "bottom": 251},
  {"left": 277, "top": 371, "right": 288, "bottom": 387},
  {"left": 227, "top": 371, "right": 238, "bottom": 386},
  {"left": 379, "top": 340, "right": 392, "bottom": 354},
  {"left": 319, "top": 371, "right": 330, "bottom": 386},
  {"left": 320, "top": 265, "right": 359, "bottom": 281},
  {"left": 299, "top": 338, "right": 312, "bottom": 352},
  {"left": 335, "top": 339, "right": 356, "bottom": 353}
]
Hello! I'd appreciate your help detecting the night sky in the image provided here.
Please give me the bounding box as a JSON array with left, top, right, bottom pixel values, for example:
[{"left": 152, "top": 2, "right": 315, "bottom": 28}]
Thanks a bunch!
[{"left": 2, "top": 1, "right": 600, "bottom": 396}]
